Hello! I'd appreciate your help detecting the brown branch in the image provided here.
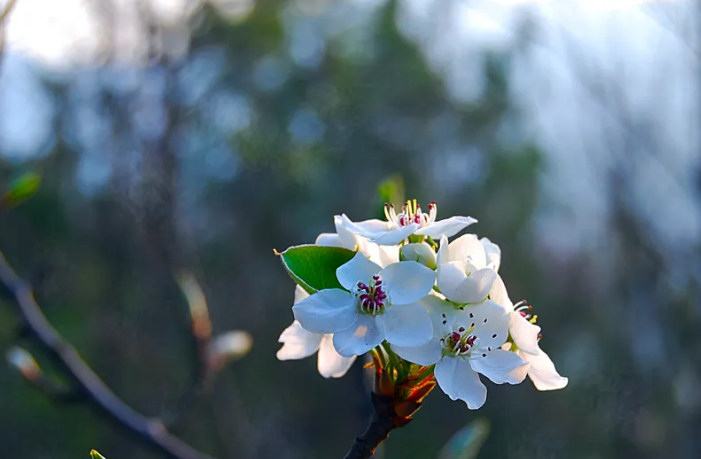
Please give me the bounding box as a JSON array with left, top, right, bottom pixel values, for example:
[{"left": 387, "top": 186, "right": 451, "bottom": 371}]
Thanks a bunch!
[
  {"left": 343, "top": 392, "right": 400, "bottom": 459},
  {"left": 0, "top": 250, "right": 218, "bottom": 459}
]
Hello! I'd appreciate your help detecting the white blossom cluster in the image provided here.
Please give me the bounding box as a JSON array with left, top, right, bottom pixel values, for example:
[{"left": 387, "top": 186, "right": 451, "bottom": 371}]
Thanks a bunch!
[{"left": 277, "top": 201, "right": 567, "bottom": 409}]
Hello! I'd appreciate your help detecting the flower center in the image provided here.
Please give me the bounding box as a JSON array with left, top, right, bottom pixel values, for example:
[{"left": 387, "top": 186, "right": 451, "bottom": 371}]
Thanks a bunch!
[
  {"left": 441, "top": 327, "right": 479, "bottom": 356},
  {"left": 355, "top": 275, "right": 388, "bottom": 316},
  {"left": 514, "top": 300, "right": 537, "bottom": 323},
  {"left": 384, "top": 200, "right": 437, "bottom": 228}
]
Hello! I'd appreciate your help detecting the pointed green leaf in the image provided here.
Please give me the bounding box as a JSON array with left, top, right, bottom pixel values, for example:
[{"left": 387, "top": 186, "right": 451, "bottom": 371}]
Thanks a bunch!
[
  {"left": 90, "top": 450, "right": 107, "bottom": 459},
  {"left": 279, "top": 245, "right": 356, "bottom": 294}
]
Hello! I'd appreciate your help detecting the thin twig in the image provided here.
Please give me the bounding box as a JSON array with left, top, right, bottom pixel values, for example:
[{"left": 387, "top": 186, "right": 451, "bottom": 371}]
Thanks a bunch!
[{"left": 0, "top": 250, "right": 218, "bottom": 459}]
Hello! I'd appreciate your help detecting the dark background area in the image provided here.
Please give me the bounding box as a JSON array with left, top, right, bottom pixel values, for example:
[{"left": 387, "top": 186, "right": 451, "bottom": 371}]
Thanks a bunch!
[{"left": 1, "top": 1, "right": 700, "bottom": 459}]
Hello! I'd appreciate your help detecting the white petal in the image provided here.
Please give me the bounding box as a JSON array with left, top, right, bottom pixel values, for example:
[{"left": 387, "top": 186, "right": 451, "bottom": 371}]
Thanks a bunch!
[
  {"left": 336, "top": 252, "right": 382, "bottom": 291},
  {"left": 338, "top": 214, "right": 384, "bottom": 237},
  {"left": 480, "top": 237, "right": 501, "bottom": 272},
  {"left": 436, "top": 261, "right": 467, "bottom": 297},
  {"left": 367, "top": 225, "right": 419, "bottom": 246},
  {"left": 292, "top": 289, "right": 358, "bottom": 334},
  {"left": 276, "top": 320, "right": 323, "bottom": 360},
  {"left": 400, "top": 242, "right": 437, "bottom": 269},
  {"left": 315, "top": 233, "right": 345, "bottom": 248},
  {"left": 333, "top": 215, "right": 360, "bottom": 250},
  {"left": 438, "top": 263, "right": 496, "bottom": 304},
  {"left": 340, "top": 215, "right": 416, "bottom": 246},
  {"left": 392, "top": 339, "right": 443, "bottom": 366},
  {"left": 380, "top": 261, "right": 436, "bottom": 305},
  {"left": 293, "top": 285, "right": 309, "bottom": 304},
  {"left": 448, "top": 234, "right": 487, "bottom": 268},
  {"left": 522, "top": 348, "right": 568, "bottom": 391},
  {"left": 465, "top": 300, "right": 510, "bottom": 347},
  {"left": 415, "top": 216, "right": 477, "bottom": 238},
  {"left": 469, "top": 349, "right": 528, "bottom": 385},
  {"left": 489, "top": 274, "right": 513, "bottom": 312},
  {"left": 332, "top": 315, "right": 386, "bottom": 357},
  {"left": 343, "top": 215, "right": 389, "bottom": 234},
  {"left": 360, "top": 239, "right": 400, "bottom": 268},
  {"left": 377, "top": 244, "right": 400, "bottom": 267},
  {"left": 434, "top": 357, "right": 488, "bottom": 410},
  {"left": 436, "top": 235, "right": 450, "bottom": 266},
  {"left": 509, "top": 312, "right": 541, "bottom": 355},
  {"left": 422, "top": 292, "right": 460, "bottom": 335},
  {"left": 381, "top": 302, "right": 433, "bottom": 347},
  {"left": 317, "top": 334, "right": 357, "bottom": 378}
]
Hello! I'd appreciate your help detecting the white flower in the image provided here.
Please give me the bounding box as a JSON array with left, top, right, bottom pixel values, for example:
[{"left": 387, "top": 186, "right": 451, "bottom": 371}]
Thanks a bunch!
[
  {"left": 490, "top": 275, "right": 568, "bottom": 391},
  {"left": 393, "top": 295, "right": 528, "bottom": 409},
  {"left": 341, "top": 201, "right": 477, "bottom": 246},
  {"left": 436, "top": 234, "right": 498, "bottom": 304},
  {"left": 316, "top": 215, "right": 398, "bottom": 267},
  {"left": 293, "top": 252, "right": 435, "bottom": 357},
  {"left": 277, "top": 286, "right": 356, "bottom": 378}
]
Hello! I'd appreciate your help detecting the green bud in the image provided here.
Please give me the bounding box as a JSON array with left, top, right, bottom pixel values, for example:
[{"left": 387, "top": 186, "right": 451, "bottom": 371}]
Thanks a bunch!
[
  {"left": 90, "top": 450, "right": 107, "bottom": 459},
  {"left": 400, "top": 243, "right": 437, "bottom": 270}
]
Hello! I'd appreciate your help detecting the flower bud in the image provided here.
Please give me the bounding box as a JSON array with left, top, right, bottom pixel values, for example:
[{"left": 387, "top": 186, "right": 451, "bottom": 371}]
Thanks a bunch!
[
  {"left": 6, "top": 346, "right": 41, "bottom": 380},
  {"left": 400, "top": 243, "right": 437, "bottom": 269},
  {"left": 209, "top": 330, "right": 253, "bottom": 368}
]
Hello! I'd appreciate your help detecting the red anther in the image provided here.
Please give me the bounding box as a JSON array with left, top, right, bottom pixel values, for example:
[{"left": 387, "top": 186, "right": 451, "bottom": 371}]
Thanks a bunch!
[
  {"left": 466, "top": 335, "right": 477, "bottom": 346},
  {"left": 429, "top": 201, "right": 436, "bottom": 208},
  {"left": 458, "top": 327, "right": 465, "bottom": 332},
  {"left": 537, "top": 333, "right": 543, "bottom": 341}
]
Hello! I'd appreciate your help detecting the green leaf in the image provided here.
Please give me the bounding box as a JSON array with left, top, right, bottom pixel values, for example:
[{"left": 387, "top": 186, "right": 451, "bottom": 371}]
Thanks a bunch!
[
  {"left": 278, "top": 245, "right": 356, "bottom": 294},
  {"left": 2, "top": 172, "right": 41, "bottom": 208},
  {"left": 436, "top": 418, "right": 490, "bottom": 459},
  {"left": 90, "top": 450, "right": 107, "bottom": 459}
]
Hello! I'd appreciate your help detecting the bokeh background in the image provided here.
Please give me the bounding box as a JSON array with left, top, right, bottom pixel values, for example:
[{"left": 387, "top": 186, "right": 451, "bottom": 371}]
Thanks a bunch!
[{"left": 1, "top": 0, "right": 700, "bottom": 458}]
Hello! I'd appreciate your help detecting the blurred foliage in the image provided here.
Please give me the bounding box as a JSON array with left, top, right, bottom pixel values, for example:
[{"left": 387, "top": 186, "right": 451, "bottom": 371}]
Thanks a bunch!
[
  {"left": 0, "top": 1, "right": 699, "bottom": 459},
  {"left": 1, "top": 172, "right": 41, "bottom": 210},
  {"left": 436, "top": 418, "right": 489, "bottom": 459}
]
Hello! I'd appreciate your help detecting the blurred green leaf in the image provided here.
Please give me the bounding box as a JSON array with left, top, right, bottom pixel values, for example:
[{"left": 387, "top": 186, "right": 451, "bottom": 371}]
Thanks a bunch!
[
  {"left": 436, "top": 418, "right": 490, "bottom": 459},
  {"left": 90, "top": 450, "right": 106, "bottom": 459},
  {"left": 376, "top": 175, "right": 405, "bottom": 220},
  {"left": 1, "top": 172, "right": 41, "bottom": 209},
  {"left": 278, "top": 245, "right": 356, "bottom": 294}
]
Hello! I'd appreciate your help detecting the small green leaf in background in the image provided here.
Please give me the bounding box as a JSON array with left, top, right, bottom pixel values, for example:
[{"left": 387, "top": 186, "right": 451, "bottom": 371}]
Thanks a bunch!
[
  {"left": 376, "top": 174, "right": 405, "bottom": 220},
  {"left": 436, "top": 418, "right": 490, "bottom": 459},
  {"left": 1, "top": 172, "right": 41, "bottom": 209},
  {"left": 90, "top": 450, "right": 106, "bottom": 459},
  {"left": 278, "top": 245, "right": 356, "bottom": 294}
]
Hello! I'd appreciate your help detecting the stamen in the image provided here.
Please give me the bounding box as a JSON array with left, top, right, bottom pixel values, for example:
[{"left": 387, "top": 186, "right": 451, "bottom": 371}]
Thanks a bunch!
[{"left": 356, "top": 275, "right": 388, "bottom": 316}]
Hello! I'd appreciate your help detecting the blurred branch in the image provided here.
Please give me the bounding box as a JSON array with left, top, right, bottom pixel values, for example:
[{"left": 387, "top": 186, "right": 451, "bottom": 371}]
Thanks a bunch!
[
  {"left": 164, "top": 274, "right": 252, "bottom": 427},
  {"left": 0, "top": 0, "right": 17, "bottom": 25},
  {"left": 178, "top": 272, "right": 213, "bottom": 382},
  {"left": 0, "top": 250, "right": 218, "bottom": 459}
]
